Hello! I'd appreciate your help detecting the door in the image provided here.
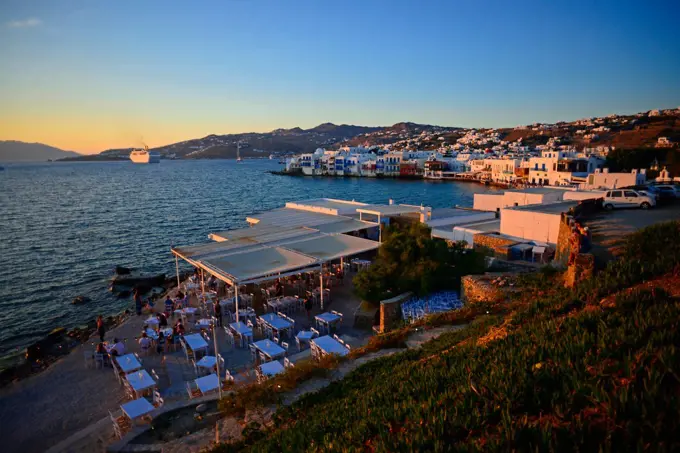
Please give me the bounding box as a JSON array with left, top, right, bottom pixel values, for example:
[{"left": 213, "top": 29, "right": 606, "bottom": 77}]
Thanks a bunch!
[
  {"left": 609, "top": 190, "right": 624, "bottom": 207},
  {"left": 623, "top": 190, "right": 639, "bottom": 206}
]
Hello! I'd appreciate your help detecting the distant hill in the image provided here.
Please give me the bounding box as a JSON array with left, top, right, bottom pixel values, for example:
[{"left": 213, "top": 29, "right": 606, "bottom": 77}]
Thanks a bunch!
[{"left": 0, "top": 141, "right": 80, "bottom": 162}]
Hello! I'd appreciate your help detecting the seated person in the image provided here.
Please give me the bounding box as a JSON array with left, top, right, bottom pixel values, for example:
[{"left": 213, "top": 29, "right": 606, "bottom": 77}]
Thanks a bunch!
[
  {"left": 174, "top": 321, "right": 185, "bottom": 335},
  {"left": 138, "top": 332, "right": 153, "bottom": 351},
  {"left": 157, "top": 312, "right": 168, "bottom": 328},
  {"left": 164, "top": 295, "right": 174, "bottom": 314},
  {"left": 95, "top": 342, "right": 107, "bottom": 354},
  {"left": 111, "top": 338, "right": 125, "bottom": 356}
]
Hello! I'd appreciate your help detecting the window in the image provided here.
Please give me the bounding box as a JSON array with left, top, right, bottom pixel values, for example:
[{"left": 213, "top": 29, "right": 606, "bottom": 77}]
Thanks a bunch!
[
  {"left": 542, "top": 163, "right": 546, "bottom": 170},
  {"left": 611, "top": 191, "right": 622, "bottom": 198},
  {"left": 624, "top": 191, "right": 637, "bottom": 197}
]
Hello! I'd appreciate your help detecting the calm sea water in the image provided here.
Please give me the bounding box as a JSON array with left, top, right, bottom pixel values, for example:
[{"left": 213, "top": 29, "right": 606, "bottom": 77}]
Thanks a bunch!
[{"left": 0, "top": 159, "right": 498, "bottom": 364}]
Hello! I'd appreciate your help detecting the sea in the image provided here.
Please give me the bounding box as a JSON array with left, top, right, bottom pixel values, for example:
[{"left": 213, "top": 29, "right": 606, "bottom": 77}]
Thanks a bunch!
[{"left": 0, "top": 159, "right": 499, "bottom": 367}]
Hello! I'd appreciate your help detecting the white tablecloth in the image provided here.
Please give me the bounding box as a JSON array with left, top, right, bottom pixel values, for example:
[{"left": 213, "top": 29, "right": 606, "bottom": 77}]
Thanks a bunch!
[
  {"left": 183, "top": 334, "right": 208, "bottom": 352},
  {"left": 259, "top": 360, "right": 285, "bottom": 377},
  {"left": 315, "top": 312, "right": 341, "bottom": 325},
  {"left": 195, "top": 373, "right": 219, "bottom": 394},
  {"left": 195, "top": 355, "right": 217, "bottom": 370},
  {"left": 121, "top": 397, "right": 155, "bottom": 420},
  {"left": 253, "top": 339, "right": 286, "bottom": 360},
  {"left": 230, "top": 321, "right": 252, "bottom": 336},
  {"left": 115, "top": 354, "right": 142, "bottom": 373},
  {"left": 259, "top": 313, "right": 293, "bottom": 331},
  {"left": 196, "top": 318, "right": 213, "bottom": 329},
  {"left": 125, "top": 370, "right": 156, "bottom": 392},
  {"left": 312, "top": 336, "right": 349, "bottom": 357}
]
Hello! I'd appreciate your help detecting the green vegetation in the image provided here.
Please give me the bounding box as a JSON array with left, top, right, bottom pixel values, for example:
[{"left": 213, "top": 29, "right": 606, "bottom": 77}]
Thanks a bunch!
[
  {"left": 605, "top": 147, "right": 679, "bottom": 174},
  {"left": 211, "top": 221, "right": 680, "bottom": 452},
  {"left": 352, "top": 222, "right": 486, "bottom": 303}
]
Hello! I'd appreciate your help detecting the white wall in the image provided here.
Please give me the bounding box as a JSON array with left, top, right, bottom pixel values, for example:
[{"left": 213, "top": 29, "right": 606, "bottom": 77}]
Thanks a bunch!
[
  {"left": 563, "top": 190, "right": 606, "bottom": 201},
  {"left": 473, "top": 194, "right": 505, "bottom": 211},
  {"left": 500, "top": 208, "right": 562, "bottom": 244}
]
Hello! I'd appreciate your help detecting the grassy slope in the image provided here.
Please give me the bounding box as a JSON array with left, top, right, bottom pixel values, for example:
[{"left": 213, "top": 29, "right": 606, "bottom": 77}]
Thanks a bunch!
[{"left": 216, "top": 221, "right": 680, "bottom": 452}]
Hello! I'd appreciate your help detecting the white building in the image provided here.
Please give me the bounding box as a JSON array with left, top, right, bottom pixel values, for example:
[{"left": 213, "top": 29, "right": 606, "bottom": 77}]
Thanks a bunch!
[
  {"left": 473, "top": 187, "right": 570, "bottom": 212},
  {"left": 580, "top": 168, "right": 646, "bottom": 190},
  {"left": 500, "top": 201, "right": 579, "bottom": 245}
]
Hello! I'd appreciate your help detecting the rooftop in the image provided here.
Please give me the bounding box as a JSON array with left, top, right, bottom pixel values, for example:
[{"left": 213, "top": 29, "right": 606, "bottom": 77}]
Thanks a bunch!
[
  {"left": 504, "top": 200, "right": 579, "bottom": 214},
  {"left": 356, "top": 204, "right": 425, "bottom": 217},
  {"left": 505, "top": 187, "right": 572, "bottom": 195},
  {"left": 429, "top": 207, "right": 492, "bottom": 220},
  {"left": 285, "top": 198, "right": 369, "bottom": 216}
]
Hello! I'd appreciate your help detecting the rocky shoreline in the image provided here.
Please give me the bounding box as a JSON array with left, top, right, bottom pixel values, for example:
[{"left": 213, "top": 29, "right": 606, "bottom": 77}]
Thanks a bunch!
[{"left": 0, "top": 271, "right": 192, "bottom": 388}]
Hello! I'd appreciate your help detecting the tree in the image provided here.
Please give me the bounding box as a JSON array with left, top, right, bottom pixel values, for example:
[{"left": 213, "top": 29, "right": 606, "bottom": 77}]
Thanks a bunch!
[{"left": 353, "top": 222, "right": 486, "bottom": 303}]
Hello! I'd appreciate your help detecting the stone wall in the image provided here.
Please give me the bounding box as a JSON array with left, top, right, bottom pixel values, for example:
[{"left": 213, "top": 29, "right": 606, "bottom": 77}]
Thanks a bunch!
[
  {"left": 563, "top": 253, "right": 595, "bottom": 288},
  {"left": 473, "top": 233, "right": 519, "bottom": 260},
  {"left": 554, "top": 215, "right": 573, "bottom": 265},
  {"left": 378, "top": 292, "right": 412, "bottom": 333},
  {"left": 461, "top": 273, "right": 519, "bottom": 304}
]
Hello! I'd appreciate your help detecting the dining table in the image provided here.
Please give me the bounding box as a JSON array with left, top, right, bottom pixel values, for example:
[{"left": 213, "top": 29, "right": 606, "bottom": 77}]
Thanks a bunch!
[
  {"left": 229, "top": 321, "right": 253, "bottom": 347},
  {"left": 115, "top": 353, "right": 142, "bottom": 374},
  {"left": 253, "top": 339, "right": 286, "bottom": 362},
  {"left": 121, "top": 397, "right": 155, "bottom": 421},
  {"left": 183, "top": 333, "right": 209, "bottom": 357},
  {"left": 195, "top": 355, "right": 218, "bottom": 375},
  {"left": 125, "top": 369, "right": 156, "bottom": 397},
  {"left": 315, "top": 312, "right": 342, "bottom": 333},
  {"left": 311, "top": 335, "right": 349, "bottom": 359},
  {"left": 259, "top": 360, "right": 285, "bottom": 378},
  {"left": 259, "top": 313, "right": 294, "bottom": 337},
  {"left": 195, "top": 373, "right": 220, "bottom": 395}
]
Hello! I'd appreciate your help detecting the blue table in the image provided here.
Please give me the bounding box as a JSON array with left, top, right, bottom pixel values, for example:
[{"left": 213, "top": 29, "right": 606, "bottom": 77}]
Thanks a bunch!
[
  {"left": 253, "top": 339, "right": 286, "bottom": 361},
  {"left": 311, "top": 335, "right": 349, "bottom": 358},
  {"left": 259, "top": 360, "right": 285, "bottom": 378}
]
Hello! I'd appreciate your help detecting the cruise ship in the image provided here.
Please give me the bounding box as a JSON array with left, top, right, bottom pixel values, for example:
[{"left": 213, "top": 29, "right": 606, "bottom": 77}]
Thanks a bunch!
[{"left": 129, "top": 145, "right": 160, "bottom": 164}]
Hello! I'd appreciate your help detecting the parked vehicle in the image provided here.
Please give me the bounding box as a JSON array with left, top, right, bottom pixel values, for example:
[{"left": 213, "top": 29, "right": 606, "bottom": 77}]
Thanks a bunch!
[
  {"left": 624, "top": 185, "right": 661, "bottom": 200},
  {"left": 603, "top": 189, "right": 656, "bottom": 210},
  {"left": 652, "top": 185, "right": 680, "bottom": 200}
]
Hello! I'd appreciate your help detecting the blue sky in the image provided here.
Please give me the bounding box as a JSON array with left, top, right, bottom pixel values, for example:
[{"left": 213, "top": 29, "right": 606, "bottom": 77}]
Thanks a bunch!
[{"left": 1, "top": 0, "right": 679, "bottom": 152}]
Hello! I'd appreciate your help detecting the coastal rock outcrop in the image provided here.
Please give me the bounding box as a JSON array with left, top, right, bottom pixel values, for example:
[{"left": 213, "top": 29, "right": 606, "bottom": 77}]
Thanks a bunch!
[{"left": 115, "top": 265, "right": 132, "bottom": 275}]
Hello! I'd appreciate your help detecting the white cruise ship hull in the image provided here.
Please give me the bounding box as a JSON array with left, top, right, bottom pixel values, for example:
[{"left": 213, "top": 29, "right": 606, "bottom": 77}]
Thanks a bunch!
[{"left": 130, "top": 151, "right": 161, "bottom": 164}]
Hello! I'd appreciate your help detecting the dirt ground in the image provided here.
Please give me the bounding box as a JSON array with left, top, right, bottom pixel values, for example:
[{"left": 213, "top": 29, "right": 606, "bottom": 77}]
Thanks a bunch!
[{"left": 584, "top": 200, "right": 680, "bottom": 263}]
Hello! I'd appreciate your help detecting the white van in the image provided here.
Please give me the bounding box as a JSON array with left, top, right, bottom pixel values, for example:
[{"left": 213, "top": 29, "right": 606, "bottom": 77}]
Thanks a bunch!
[{"left": 603, "top": 189, "right": 656, "bottom": 210}]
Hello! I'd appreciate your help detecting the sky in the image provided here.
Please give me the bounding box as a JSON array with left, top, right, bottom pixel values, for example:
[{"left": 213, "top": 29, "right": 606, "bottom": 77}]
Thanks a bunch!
[{"left": 0, "top": 0, "right": 679, "bottom": 154}]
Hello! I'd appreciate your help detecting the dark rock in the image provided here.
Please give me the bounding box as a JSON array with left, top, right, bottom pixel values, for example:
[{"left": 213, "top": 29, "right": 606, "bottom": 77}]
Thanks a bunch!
[
  {"left": 111, "top": 273, "right": 166, "bottom": 288},
  {"left": 48, "top": 327, "right": 67, "bottom": 339},
  {"left": 115, "top": 266, "right": 132, "bottom": 275},
  {"left": 72, "top": 295, "right": 90, "bottom": 305},
  {"left": 116, "top": 290, "right": 131, "bottom": 298}
]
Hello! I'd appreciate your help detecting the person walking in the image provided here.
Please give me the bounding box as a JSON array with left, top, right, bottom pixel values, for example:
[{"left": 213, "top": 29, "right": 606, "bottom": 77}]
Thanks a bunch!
[
  {"left": 304, "top": 295, "right": 313, "bottom": 322},
  {"left": 96, "top": 315, "right": 106, "bottom": 342}
]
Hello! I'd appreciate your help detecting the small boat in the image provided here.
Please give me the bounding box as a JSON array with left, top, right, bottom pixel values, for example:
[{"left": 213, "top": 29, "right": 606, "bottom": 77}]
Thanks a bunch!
[
  {"left": 130, "top": 145, "right": 160, "bottom": 164},
  {"left": 236, "top": 142, "right": 243, "bottom": 162},
  {"left": 269, "top": 154, "right": 274, "bottom": 160}
]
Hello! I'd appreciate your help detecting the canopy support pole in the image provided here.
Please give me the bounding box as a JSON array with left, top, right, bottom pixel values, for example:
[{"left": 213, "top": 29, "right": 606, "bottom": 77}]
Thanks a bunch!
[
  {"left": 235, "top": 285, "right": 240, "bottom": 323},
  {"left": 319, "top": 264, "right": 324, "bottom": 310},
  {"left": 379, "top": 214, "right": 382, "bottom": 243},
  {"left": 200, "top": 269, "right": 206, "bottom": 307},
  {"left": 175, "top": 255, "right": 180, "bottom": 288}
]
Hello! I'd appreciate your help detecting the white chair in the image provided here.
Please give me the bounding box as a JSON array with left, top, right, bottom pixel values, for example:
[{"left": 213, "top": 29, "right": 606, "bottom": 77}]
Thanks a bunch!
[
  {"left": 284, "top": 357, "right": 294, "bottom": 368},
  {"left": 258, "top": 351, "right": 268, "bottom": 364},
  {"left": 153, "top": 390, "right": 164, "bottom": 407},
  {"left": 94, "top": 352, "right": 105, "bottom": 369},
  {"left": 295, "top": 337, "right": 302, "bottom": 352},
  {"left": 83, "top": 349, "right": 94, "bottom": 368},
  {"left": 151, "top": 369, "right": 160, "bottom": 381},
  {"left": 281, "top": 341, "right": 289, "bottom": 354},
  {"left": 191, "top": 359, "right": 200, "bottom": 377},
  {"left": 272, "top": 336, "right": 279, "bottom": 345},
  {"left": 311, "top": 328, "right": 320, "bottom": 338},
  {"left": 218, "top": 354, "right": 225, "bottom": 371},
  {"left": 186, "top": 382, "right": 195, "bottom": 399},
  {"left": 109, "top": 410, "right": 123, "bottom": 439},
  {"left": 224, "top": 368, "right": 235, "bottom": 383}
]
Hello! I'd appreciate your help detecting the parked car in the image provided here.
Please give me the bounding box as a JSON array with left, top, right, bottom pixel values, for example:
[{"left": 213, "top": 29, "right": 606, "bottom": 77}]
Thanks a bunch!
[
  {"left": 652, "top": 185, "right": 680, "bottom": 200},
  {"left": 624, "top": 185, "right": 661, "bottom": 200},
  {"left": 603, "top": 189, "right": 656, "bottom": 210}
]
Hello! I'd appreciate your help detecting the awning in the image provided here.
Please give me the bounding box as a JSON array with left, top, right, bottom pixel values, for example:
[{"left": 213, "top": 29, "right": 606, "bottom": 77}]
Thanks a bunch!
[
  {"left": 283, "top": 234, "right": 380, "bottom": 262},
  {"left": 356, "top": 204, "right": 423, "bottom": 217}
]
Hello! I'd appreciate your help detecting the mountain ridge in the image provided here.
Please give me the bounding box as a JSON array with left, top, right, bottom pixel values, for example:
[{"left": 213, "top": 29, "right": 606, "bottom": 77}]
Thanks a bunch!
[{"left": 0, "top": 141, "right": 80, "bottom": 162}]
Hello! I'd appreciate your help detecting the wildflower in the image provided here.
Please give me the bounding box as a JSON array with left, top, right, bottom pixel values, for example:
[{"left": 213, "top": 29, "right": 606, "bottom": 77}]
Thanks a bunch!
[{"left": 533, "top": 362, "right": 543, "bottom": 370}]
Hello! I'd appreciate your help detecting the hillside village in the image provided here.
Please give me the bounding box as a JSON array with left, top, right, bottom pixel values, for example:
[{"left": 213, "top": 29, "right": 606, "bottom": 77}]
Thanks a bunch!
[{"left": 284, "top": 107, "right": 680, "bottom": 187}]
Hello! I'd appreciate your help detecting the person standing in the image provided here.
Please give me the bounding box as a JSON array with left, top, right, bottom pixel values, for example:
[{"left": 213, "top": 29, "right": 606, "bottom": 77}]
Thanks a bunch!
[
  {"left": 96, "top": 315, "right": 106, "bottom": 342},
  {"left": 304, "top": 295, "right": 313, "bottom": 322},
  {"left": 215, "top": 301, "right": 223, "bottom": 327},
  {"left": 133, "top": 288, "right": 143, "bottom": 316}
]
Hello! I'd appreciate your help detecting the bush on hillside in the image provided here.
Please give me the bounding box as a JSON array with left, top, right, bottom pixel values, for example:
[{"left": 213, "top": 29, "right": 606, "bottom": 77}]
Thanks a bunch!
[{"left": 353, "top": 222, "right": 486, "bottom": 303}]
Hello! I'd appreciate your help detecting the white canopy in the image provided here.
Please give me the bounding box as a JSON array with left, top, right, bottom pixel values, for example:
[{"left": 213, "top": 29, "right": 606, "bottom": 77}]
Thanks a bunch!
[{"left": 173, "top": 233, "right": 379, "bottom": 286}]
